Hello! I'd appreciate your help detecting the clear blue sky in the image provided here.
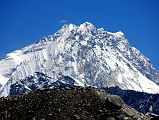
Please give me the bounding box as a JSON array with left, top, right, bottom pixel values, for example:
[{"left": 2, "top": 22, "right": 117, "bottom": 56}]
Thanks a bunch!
[{"left": 0, "top": 0, "right": 159, "bottom": 69}]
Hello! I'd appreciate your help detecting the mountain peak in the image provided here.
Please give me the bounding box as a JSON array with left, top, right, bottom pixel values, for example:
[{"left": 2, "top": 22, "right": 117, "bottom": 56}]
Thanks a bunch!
[
  {"left": 61, "top": 23, "right": 77, "bottom": 32},
  {"left": 81, "top": 22, "right": 95, "bottom": 27},
  {"left": 107, "top": 31, "right": 125, "bottom": 39},
  {"left": 79, "top": 22, "right": 96, "bottom": 30},
  {"left": 0, "top": 22, "right": 159, "bottom": 96},
  {"left": 115, "top": 31, "right": 124, "bottom": 37}
]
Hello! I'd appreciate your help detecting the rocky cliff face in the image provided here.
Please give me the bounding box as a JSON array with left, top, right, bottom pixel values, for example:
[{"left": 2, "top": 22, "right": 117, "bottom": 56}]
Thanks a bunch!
[
  {"left": 104, "top": 87, "right": 159, "bottom": 115},
  {"left": 0, "top": 87, "right": 152, "bottom": 120}
]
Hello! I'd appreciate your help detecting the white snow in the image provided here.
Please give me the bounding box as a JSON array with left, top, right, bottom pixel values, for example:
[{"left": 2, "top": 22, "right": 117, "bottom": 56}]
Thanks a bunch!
[
  {"left": 114, "top": 31, "right": 124, "bottom": 38},
  {"left": 7, "top": 51, "right": 23, "bottom": 65},
  {"left": 80, "top": 41, "right": 87, "bottom": 45},
  {"left": 0, "top": 74, "right": 8, "bottom": 86},
  {"left": 74, "top": 78, "right": 84, "bottom": 87},
  {"left": 107, "top": 31, "right": 124, "bottom": 39}
]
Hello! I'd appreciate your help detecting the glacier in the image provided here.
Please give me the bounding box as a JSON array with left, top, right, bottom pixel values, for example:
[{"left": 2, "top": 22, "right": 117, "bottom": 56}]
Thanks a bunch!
[{"left": 0, "top": 22, "right": 159, "bottom": 96}]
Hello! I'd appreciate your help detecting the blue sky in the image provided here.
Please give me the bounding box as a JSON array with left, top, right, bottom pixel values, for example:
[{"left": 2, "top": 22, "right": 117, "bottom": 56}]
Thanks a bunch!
[{"left": 0, "top": 0, "right": 159, "bottom": 69}]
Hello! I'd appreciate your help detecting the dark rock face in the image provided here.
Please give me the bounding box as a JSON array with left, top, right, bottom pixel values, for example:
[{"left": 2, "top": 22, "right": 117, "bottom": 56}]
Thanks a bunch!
[
  {"left": 104, "top": 87, "right": 159, "bottom": 115},
  {"left": 9, "top": 72, "right": 78, "bottom": 96},
  {"left": 0, "top": 88, "right": 150, "bottom": 120}
]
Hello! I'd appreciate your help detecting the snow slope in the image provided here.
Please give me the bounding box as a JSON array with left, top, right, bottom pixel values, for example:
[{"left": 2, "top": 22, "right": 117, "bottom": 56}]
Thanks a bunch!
[{"left": 0, "top": 22, "right": 159, "bottom": 96}]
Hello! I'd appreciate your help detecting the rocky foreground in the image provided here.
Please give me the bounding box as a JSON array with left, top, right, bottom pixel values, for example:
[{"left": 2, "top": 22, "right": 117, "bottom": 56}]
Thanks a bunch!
[{"left": 0, "top": 87, "right": 157, "bottom": 120}]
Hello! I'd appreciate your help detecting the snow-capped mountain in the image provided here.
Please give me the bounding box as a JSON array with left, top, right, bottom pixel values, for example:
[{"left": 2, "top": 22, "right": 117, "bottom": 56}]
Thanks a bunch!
[{"left": 0, "top": 22, "right": 159, "bottom": 96}]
